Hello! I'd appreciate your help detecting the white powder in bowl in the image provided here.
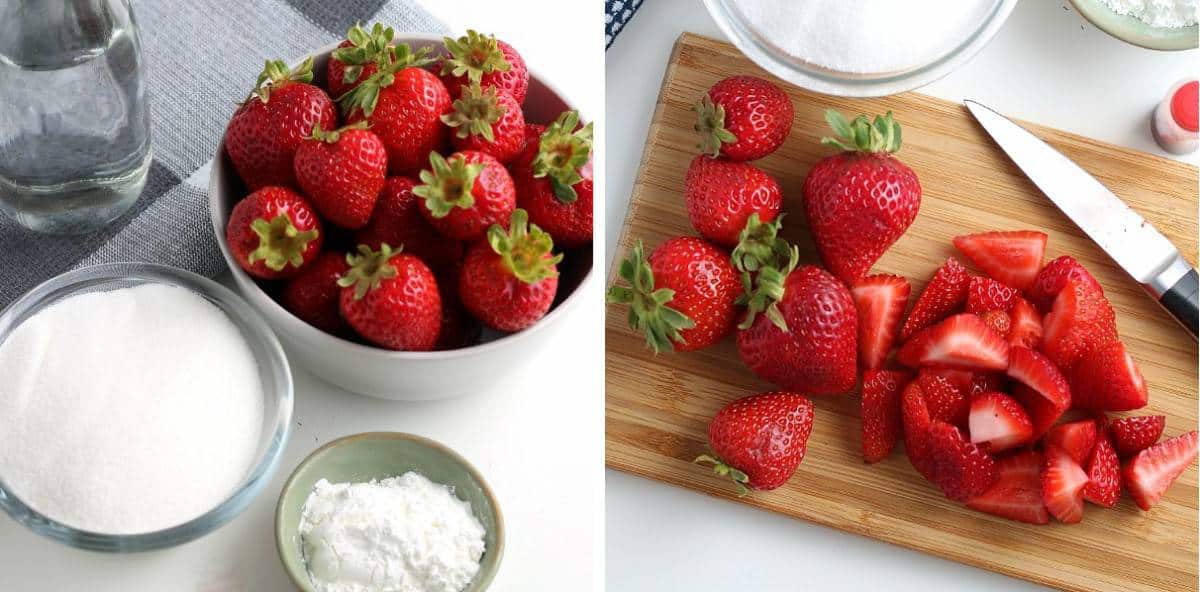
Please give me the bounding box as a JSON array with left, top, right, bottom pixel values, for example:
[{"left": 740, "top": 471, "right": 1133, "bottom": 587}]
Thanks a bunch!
[
  {"left": 299, "top": 473, "right": 486, "bottom": 592},
  {"left": 734, "top": 0, "right": 999, "bottom": 74},
  {"left": 0, "top": 283, "right": 264, "bottom": 534},
  {"left": 1098, "top": 0, "right": 1197, "bottom": 28}
]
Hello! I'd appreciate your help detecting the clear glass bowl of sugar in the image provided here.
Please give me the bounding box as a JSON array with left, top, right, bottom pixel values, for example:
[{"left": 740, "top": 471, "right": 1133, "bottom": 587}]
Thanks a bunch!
[
  {"left": 701, "top": 0, "right": 1020, "bottom": 97},
  {"left": 0, "top": 263, "right": 293, "bottom": 552}
]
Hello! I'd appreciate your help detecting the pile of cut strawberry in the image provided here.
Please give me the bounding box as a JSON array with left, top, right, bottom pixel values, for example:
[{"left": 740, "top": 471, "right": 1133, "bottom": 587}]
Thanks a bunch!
[{"left": 221, "top": 25, "right": 592, "bottom": 351}]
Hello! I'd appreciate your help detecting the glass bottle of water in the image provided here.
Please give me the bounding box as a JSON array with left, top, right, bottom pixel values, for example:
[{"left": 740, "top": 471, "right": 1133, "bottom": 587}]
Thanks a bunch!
[{"left": 0, "top": 0, "right": 151, "bottom": 234}]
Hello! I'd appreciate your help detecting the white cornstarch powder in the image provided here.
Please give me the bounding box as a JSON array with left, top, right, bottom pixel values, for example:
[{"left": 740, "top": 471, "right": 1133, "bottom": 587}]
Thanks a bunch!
[
  {"left": 299, "top": 473, "right": 486, "bottom": 592},
  {"left": 735, "top": 0, "right": 998, "bottom": 74},
  {"left": 1098, "top": 0, "right": 1197, "bottom": 27},
  {"left": 0, "top": 284, "right": 264, "bottom": 534}
]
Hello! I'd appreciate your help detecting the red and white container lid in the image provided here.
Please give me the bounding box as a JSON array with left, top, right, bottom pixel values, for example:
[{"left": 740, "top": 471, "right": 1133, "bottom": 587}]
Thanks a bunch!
[{"left": 1153, "top": 79, "right": 1198, "bottom": 155}]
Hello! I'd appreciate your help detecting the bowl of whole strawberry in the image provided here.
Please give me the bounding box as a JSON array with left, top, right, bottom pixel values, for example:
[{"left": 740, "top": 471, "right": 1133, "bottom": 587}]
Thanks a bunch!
[{"left": 210, "top": 26, "right": 594, "bottom": 400}]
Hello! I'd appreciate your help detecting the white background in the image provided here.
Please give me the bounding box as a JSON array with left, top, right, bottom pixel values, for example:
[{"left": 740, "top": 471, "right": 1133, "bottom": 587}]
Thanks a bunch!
[
  {"left": 0, "top": 1, "right": 605, "bottom": 591},
  {"left": 606, "top": 0, "right": 1196, "bottom": 590}
]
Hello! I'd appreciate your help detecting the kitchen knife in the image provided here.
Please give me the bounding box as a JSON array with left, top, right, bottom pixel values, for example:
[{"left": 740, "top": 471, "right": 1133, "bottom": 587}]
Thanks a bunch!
[{"left": 965, "top": 100, "right": 1198, "bottom": 340}]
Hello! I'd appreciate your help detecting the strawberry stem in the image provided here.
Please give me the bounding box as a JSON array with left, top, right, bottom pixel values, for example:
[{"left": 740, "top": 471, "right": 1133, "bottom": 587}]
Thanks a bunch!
[
  {"left": 694, "top": 454, "right": 751, "bottom": 496},
  {"left": 732, "top": 214, "right": 797, "bottom": 331},
  {"left": 333, "top": 22, "right": 395, "bottom": 86},
  {"left": 606, "top": 240, "right": 696, "bottom": 353},
  {"left": 694, "top": 94, "right": 738, "bottom": 158},
  {"left": 532, "top": 110, "right": 593, "bottom": 204},
  {"left": 442, "top": 83, "right": 506, "bottom": 142},
  {"left": 308, "top": 120, "right": 370, "bottom": 144},
  {"left": 249, "top": 56, "right": 314, "bottom": 104},
  {"left": 412, "top": 152, "right": 484, "bottom": 218},
  {"left": 821, "top": 109, "right": 902, "bottom": 154},
  {"left": 337, "top": 43, "right": 435, "bottom": 116},
  {"left": 337, "top": 243, "right": 401, "bottom": 300},
  {"left": 487, "top": 209, "right": 563, "bottom": 285},
  {"left": 247, "top": 213, "right": 319, "bottom": 272},
  {"left": 440, "top": 29, "right": 512, "bottom": 84}
]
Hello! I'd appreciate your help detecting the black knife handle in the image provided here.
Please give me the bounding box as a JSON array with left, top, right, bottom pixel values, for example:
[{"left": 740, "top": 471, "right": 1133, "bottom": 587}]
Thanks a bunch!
[{"left": 1160, "top": 268, "right": 1199, "bottom": 340}]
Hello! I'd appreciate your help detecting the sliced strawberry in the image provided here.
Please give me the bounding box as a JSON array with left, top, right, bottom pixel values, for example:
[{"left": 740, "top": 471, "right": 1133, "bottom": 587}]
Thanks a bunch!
[
  {"left": 1006, "top": 346, "right": 1071, "bottom": 411},
  {"left": 1043, "top": 420, "right": 1098, "bottom": 465},
  {"left": 1008, "top": 298, "right": 1043, "bottom": 349},
  {"left": 1012, "top": 384, "right": 1067, "bottom": 439},
  {"left": 897, "top": 314, "right": 1010, "bottom": 371},
  {"left": 966, "top": 276, "right": 1020, "bottom": 314},
  {"left": 861, "top": 369, "right": 910, "bottom": 463},
  {"left": 1083, "top": 437, "right": 1120, "bottom": 508},
  {"left": 968, "top": 391, "right": 1033, "bottom": 453},
  {"left": 926, "top": 421, "right": 999, "bottom": 502},
  {"left": 979, "top": 310, "right": 1011, "bottom": 339},
  {"left": 1110, "top": 415, "right": 1166, "bottom": 458},
  {"left": 900, "top": 258, "right": 969, "bottom": 340},
  {"left": 851, "top": 275, "right": 911, "bottom": 370},
  {"left": 1028, "top": 255, "right": 1103, "bottom": 312},
  {"left": 1068, "top": 340, "right": 1148, "bottom": 412},
  {"left": 916, "top": 369, "right": 969, "bottom": 428},
  {"left": 1042, "top": 445, "right": 1089, "bottom": 524},
  {"left": 1041, "top": 279, "right": 1118, "bottom": 370},
  {"left": 901, "top": 382, "right": 936, "bottom": 480},
  {"left": 966, "top": 450, "right": 1049, "bottom": 525},
  {"left": 952, "top": 230, "right": 1047, "bottom": 291},
  {"left": 1123, "top": 431, "right": 1199, "bottom": 511}
]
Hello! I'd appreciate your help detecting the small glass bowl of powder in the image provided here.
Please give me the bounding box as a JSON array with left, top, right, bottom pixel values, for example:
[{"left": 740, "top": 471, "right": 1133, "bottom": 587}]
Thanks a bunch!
[{"left": 0, "top": 262, "right": 293, "bottom": 552}]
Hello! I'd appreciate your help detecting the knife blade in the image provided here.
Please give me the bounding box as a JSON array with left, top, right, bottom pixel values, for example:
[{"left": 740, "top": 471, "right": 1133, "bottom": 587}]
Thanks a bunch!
[{"left": 964, "top": 100, "right": 1198, "bottom": 339}]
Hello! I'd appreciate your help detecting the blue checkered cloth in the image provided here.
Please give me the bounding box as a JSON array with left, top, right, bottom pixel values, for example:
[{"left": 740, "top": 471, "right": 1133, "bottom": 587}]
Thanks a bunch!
[{"left": 606, "top": 0, "right": 643, "bottom": 49}]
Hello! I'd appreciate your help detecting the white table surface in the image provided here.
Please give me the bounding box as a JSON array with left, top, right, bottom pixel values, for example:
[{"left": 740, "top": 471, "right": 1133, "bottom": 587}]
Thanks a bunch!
[
  {"left": 604, "top": 1, "right": 1198, "bottom": 590},
  {"left": 0, "top": 1, "right": 604, "bottom": 590}
]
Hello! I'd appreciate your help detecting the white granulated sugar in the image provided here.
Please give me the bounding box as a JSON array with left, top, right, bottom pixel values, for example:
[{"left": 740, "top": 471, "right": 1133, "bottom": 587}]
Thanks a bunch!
[
  {"left": 299, "top": 473, "right": 486, "bottom": 592},
  {"left": 0, "top": 284, "right": 264, "bottom": 534},
  {"left": 736, "top": 0, "right": 998, "bottom": 74},
  {"left": 1098, "top": 0, "right": 1197, "bottom": 27}
]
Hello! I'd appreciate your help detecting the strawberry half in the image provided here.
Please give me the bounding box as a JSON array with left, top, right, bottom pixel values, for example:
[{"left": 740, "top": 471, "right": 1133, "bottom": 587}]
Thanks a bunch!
[
  {"left": 1028, "top": 255, "right": 1103, "bottom": 312},
  {"left": 697, "top": 391, "right": 815, "bottom": 493},
  {"left": 929, "top": 368, "right": 1007, "bottom": 398},
  {"left": 1123, "top": 431, "right": 1199, "bottom": 511},
  {"left": 966, "top": 450, "right": 1049, "bottom": 525},
  {"left": 900, "top": 258, "right": 970, "bottom": 340},
  {"left": 966, "top": 276, "right": 1019, "bottom": 314},
  {"left": 926, "top": 421, "right": 999, "bottom": 502},
  {"left": 915, "top": 369, "right": 969, "bottom": 428},
  {"left": 968, "top": 391, "right": 1033, "bottom": 453},
  {"left": 1110, "top": 415, "right": 1166, "bottom": 458},
  {"left": 1013, "top": 385, "right": 1067, "bottom": 441},
  {"left": 861, "top": 369, "right": 911, "bottom": 463},
  {"left": 1042, "top": 445, "right": 1089, "bottom": 524},
  {"left": 1044, "top": 420, "right": 1098, "bottom": 465},
  {"left": 952, "top": 230, "right": 1047, "bottom": 291},
  {"left": 851, "top": 275, "right": 911, "bottom": 370},
  {"left": 1041, "top": 278, "right": 1118, "bottom": 370},
  {"left": 1083, "top": 437, "right": 1120, "bottom": 508},
  {"left": 1069, "top": 340, "right": 1148, "bottom": 411},
  {"left": 979, "top": 310, "right": 1011, "bottom": 340},
  {"left": 1008, "top": 298, "right": 1043, "bottom": 349},
  {"left": 897, "top": 314, "right": 1010, "bottom": 371},
  {"left": 902, "top": 382, "right": 936, "bottom": 481},
  {"left": 1006, "top": 346, "right": 1071, "bottom": 437}
]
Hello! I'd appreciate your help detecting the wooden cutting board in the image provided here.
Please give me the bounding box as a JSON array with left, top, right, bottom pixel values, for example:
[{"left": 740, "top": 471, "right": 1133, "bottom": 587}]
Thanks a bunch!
[{"left": 606, "top": 32, "right": 1199, "bottom": 592}]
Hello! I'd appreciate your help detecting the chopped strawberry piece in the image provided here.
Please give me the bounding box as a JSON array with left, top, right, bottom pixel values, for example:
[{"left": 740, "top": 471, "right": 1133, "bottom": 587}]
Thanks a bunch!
[
  {"left": 900, "top": 258, "right": 969, "bottom": 340},
  {"left": 1042, "top": 445, "right": 1089, "bottom": 524},
  {"left": 1044, "top": 420, "right": 1098, "bottom": 465},
  {"left": 916, "top": 369, "right": 969, "bottom": 428},
  {"left": 1041, "top": 279, "right": 1118, "bottom": 370},
  {"left": 925, "top": 368, "right": 1005, "bottom": 398},
  {"left": 966, "top": 276, "right": 1020, "bottom": 314},
  {"left": 861, "top": 369, "right": 910, "bottom": 463},
  {"left": 927, "top": 421, "right": 999, "bottom": 502},
  {"left": 1110, "top": 415, "right": 1166, "bottom": 458},
  {"left": 1008, "top": 298, "right": 1043, "bottom": 349},
  {"left": 952, "top": 230, "right": 1047, "bottom": 291},
  {"left": 1028, "top": 255, "right": 1103, "bottom": 312},
  {"left": 1083, "top": 437, "right": 1120, "bottom": 508},
  {"left": 1006, "top": 346, "right": 1071, "bottom": 416},
  {"left": 851, "top": 275, "right": 911, "bottom": 370},
  {"left": 901, "top": 382, "right": 936, "bottom": 481},
  {"left": 1012, "top": 384, "right": 1067, "bottom": 439},
  {"left": 897, "top": 314, "right": 1010, "bottom": 371},
  {"left": 966, "top": 450, "right": 1049, "bottom": 525},
  {"left": 1123, "top": 431, "right": 1199, "bottom": 511},
  {"left": 968, "top": 391, "right": 1033, "bottom": 453},
  {"left": 979, "top": 310, "right": 1012, "bottom": 339},
  {"left": 1068, "top": 340, "right": 1148, "bottom": 412}
]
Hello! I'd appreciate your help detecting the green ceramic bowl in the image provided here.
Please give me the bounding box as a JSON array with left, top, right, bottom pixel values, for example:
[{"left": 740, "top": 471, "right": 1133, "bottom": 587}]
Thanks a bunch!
[
  {"left": 1070, "top": 0, "right": 1198, "bottom": 50},
  {"left": 275, "top": 432, "right": 504, "bottom": 591}
]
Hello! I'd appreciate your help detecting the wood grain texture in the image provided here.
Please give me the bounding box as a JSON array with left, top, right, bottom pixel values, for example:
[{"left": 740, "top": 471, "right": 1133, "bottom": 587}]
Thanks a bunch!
[{"left": 606, "top": 33, "right": 1199, "bottom": 592}]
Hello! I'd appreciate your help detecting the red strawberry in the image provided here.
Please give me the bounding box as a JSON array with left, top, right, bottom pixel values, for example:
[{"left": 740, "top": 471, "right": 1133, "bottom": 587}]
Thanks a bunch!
[
  {"left": 966, "top": 276, "right": 1019, "bottom": 314},
  {"left": 861, "top": 369, "right": 910, "bottom": 463},
  {"left": 337, "top": 243, "right": 441, "bottom": 351},
  {"left": 225, "top": 58, "right": 337, "bottom": 190},
  {"left": 1042, "top": 445, "right": 1089, "bottom": 524},
  {"left": 1008, "top": 298, "right": 1043, "bottom": 349},
  {"left": 851, "top": 274, "right": 910, "bottom": 370},
  {"left": 1068, "top": 340, "right": 1148, "bottom": 411},
  {"left": 354, "top": 176, "right": 463, "bottom": 270},
  {"left": 439, "top": 31, "right": 528, "bottom": 105},
  {"left": 1044, "top": 420, "right": 1098, "bottom": 465},
  {"left": 443, "top": 84, "right": 526, "bottom": 163},
  {"left": 1013, "top": 384, "right": 1067, "bottom": 441},
  {"left": 696, "top": 391, "right": 814, "bottom": 493},
  {"left": 293, "top": 121, "right": 387, "bottom": 229},
  {"left": 327, "top": 23, "right": 394, "bottom": 98},
  {"left": 1028, "top": 255, "right": 1103, "bottom": 312},
  {"left": 342, "top": 44, "right": 452, "bottom": 174},
  {"left": 979, "top": 310, "right": 1012, "bottom": 340},
  {"left": 928, "top": 368, "right": 1006, "bottom": 399},
  {"left": 1006, "top": 346, "right": 1071, "bottom": 416},
  {"left": 607, "top": 237, "right": 740, "bottom": 352},
  {"left": 1123, "top": 431, "right": 1199, "bottom": 510},
  {"left": 897, "top": 314, "right": 1010, "bottom": 371},
  {"left": 952, "top": 230, "right": 1047, "bottom": 291},
  {"left": 459, "top": 209, "right": 561, "bottom": 332},
  {"left": 1083, "top": 437, "right": 1120, "bottom": 508},
  {"left": 926, "top": 421, "right": 999, "bottom": 502},
  {"left": 900, "top": 258, "right": 970, "bottom": 340},
  {"left": 694, "top": 75, "right": 793, "bottom": 161},
  {"left": 966, "top": 450, "right": 1049, "bottom": 525},
  {"left": 226, "top": 186, "right": 323, "bottom": 279},
  {"left": 804, "top": 111, "right": 921, "bottom": 285},
  {"left": 414, "top": 150, "right": 516, "bottom": 241},
  {"left": 902, "top": 382, "right": 936, "bottom": 480},
  {"left": 684, "top": 156, "right": 782, "bottom": 248},
  {"left": 915, "top": 369, "right": 969, "bottom": 428},
  {"left": 281, "top": 251, "right": 350, "bottom": 335},
  {"left": 1041, "top": 278, "right": 1118, "bottom": 370},
  {"left": 1110, "top": 415, "right": 1166, "bottom": 458},
  {"left": 968, "top": 391, "right": 1033, "bottom": 453},
  {"left": 513, "top": 113, "right": 594, "bottom": 249}
]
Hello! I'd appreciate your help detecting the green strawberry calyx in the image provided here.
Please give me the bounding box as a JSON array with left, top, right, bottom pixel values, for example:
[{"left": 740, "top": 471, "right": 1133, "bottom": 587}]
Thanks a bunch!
[
  {"left": 337, "top": 43, "right": 435, "bottom": 117},
  {"left": 247, "top": 213, "right": 319, "bottom": 272},
  {"left": 249, "top": 56, "right": 314, "bottom": 104},
  {"left": 693, "top": 94, "right": 738, "bottom": 158},
  {"left": 307, "top": 120, "right": 370, "bottom": 144},
  {"left": 733, "top": 214, "right": 798, "bottom": 331},
  {"left": 440, "top": 29, "right": 511, "bottom": 84},
  {"left": 412, "top": 152, "right": 484, "bottom": 218},
  {"left": 694, "top": 454, "right": 751, "bottom": 497},
  {"left": 532, "top": 110, "right": 593, "bottom": 204},
  {"left": 332, "top": 22, "right": 395, "bottom": 87},
  {"left": 441, "top": 83, "right": 507, "bottom": 142},
  {"left": 488, "top": 209, "right": 563, "bottom": 285},
  {"left": 337, "top": 243, "right": 401, "bottom": 300},
  {"left": 605, "top": 239, "right": 696, "bottom": 354},
  {"left": 821, "top": 109, "right": 902, "bottom": 154}
]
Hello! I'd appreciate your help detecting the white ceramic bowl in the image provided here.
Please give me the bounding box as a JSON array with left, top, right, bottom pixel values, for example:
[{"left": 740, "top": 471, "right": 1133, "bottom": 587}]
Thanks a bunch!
[{"left": 209, "top": 35, "right": 592, "bottom": 400}]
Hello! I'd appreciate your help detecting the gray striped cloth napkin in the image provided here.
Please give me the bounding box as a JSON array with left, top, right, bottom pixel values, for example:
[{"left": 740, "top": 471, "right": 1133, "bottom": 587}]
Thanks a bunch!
[{"left": 0, "top": 0, "right": 447, "bottom": 306}]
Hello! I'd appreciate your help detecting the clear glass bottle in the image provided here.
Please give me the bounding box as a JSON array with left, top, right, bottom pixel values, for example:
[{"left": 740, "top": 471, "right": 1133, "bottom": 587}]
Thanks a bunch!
[{"left": 0, "top": 0, "right": 151, "bottom": 234}]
